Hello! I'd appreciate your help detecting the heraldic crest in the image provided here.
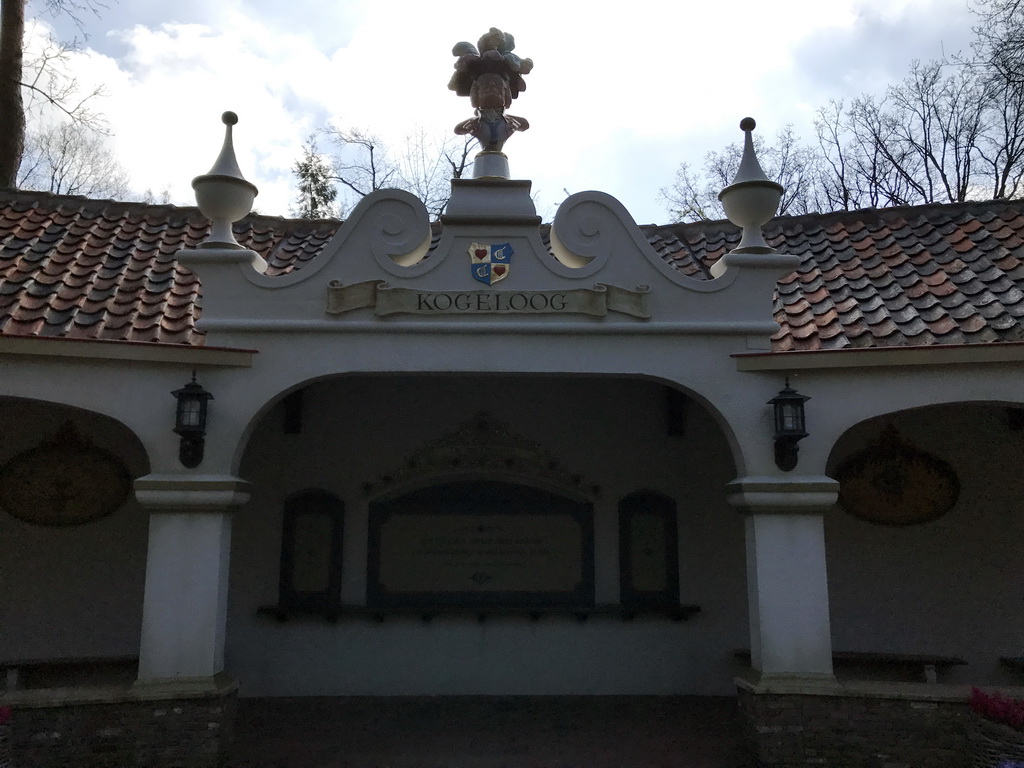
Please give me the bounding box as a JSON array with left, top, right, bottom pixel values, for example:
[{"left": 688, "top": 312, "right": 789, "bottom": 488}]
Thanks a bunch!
[{"left": 469, "top": 242, "right": 513, "bottom": 285}]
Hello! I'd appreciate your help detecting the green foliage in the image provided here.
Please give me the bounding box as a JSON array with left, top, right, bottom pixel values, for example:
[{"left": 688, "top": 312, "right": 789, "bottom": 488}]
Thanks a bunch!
[{"left": 292, "top": 135, "right": 338, "bottom": 219}]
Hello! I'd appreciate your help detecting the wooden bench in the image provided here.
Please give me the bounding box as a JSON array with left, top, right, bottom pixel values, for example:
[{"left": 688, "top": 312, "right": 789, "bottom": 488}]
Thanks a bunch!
[
  {"left": 2, "top": 655, "right": 138, "bottom": 691},
  {"left": 734, "top": 649, "right": 967, "bottom": 683},
  {"left": 1000, "top": 656, "right": 1024, "bottom": 674}
]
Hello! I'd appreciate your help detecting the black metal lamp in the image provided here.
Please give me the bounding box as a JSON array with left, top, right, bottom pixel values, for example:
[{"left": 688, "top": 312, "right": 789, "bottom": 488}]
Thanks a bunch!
[
  {"left": 768, "top": 378, "right": 809, "bottom": 472},
  {"left": 172, "top": 372, "right": 213, "bottom": 468}
]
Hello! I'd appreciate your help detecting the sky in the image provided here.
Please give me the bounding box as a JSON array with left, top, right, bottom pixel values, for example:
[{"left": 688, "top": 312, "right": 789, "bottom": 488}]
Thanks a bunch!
[{"left": 26, "top": 0, "right": 980, "bottom": 224}]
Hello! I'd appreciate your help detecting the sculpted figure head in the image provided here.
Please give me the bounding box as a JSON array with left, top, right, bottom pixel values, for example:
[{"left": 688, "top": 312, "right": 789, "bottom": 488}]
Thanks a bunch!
[
  {"left": 448, "top": 27, "right": 533, "bottom": 100},
  {"left": 471, "top": 73, "right": 512, "bottom": 111}
]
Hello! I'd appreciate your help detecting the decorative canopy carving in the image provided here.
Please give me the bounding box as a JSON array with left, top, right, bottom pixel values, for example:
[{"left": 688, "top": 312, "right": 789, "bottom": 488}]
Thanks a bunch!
[
  {"left": 835, "top": 425, "right": 960, "bottom": 526},
  {"left": 363, "top": 411, "right": 598, "bottom": 498},
  {"left": 0, "top": 422, "right": 132, "bottom": 526}
]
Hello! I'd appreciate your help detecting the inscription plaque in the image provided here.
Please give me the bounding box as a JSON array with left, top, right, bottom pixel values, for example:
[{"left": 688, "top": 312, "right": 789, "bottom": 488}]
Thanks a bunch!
[
  {"left": 368, "top": 481, "right": 594, "bottom": 607},
  {"left": 279, "top": 489, "right": 344, "bottom": 610}
]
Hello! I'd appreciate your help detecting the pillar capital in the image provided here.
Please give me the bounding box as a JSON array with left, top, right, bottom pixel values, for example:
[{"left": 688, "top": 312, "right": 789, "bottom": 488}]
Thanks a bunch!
[
  {"left": 134, "top": 474, "right": 250, "bottom": 512},
  {"left": 725, "top": 475, "right": 838, "bottom": 515}
]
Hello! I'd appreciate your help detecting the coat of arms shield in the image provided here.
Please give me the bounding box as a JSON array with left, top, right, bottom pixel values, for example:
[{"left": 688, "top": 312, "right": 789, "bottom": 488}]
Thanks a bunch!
[{"left": 469, "top": 242, "right": 513, "bottom": 285}]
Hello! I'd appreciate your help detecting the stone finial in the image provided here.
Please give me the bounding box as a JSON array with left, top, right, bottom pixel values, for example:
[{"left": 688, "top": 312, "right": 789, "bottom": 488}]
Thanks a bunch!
[
  {"left": 448, "top": 28, "right": 532, "bottom": 179},
  {"left": 718, "top": 118, "right": 784, "bottom": 254},
  {"left": 192, "top": 111, "right": 259, "bottom": 249}
]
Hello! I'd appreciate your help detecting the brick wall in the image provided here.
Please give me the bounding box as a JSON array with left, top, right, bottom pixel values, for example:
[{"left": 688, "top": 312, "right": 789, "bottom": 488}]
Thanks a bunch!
[
  {"left": 4, "top": 692, "right": 235, "bottom": 768},
  {"left": 737, "top": 684, "right": 970, "bottom": 768}
]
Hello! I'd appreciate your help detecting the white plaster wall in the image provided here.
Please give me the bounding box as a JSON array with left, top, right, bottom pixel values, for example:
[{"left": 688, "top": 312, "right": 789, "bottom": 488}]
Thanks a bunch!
[
  {"left": 825, "top": 403, "right": 1024, "bottom": 686},
  {"left": 0, "top": 400, "right": 149, "bottom": 660},
  {"left": 226, "top": 375, "right": 749, "bottom": 696}
]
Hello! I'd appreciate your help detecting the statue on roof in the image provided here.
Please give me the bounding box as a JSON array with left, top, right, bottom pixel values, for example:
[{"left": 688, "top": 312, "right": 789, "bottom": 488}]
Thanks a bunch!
[{"left": 448, "top": 28, "right": 532, "bottom": 166}]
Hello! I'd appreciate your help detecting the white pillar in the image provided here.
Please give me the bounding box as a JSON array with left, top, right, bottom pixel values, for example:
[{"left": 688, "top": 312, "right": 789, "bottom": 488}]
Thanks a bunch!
[
  {"left": 133, "top": 475, "right": 249, "bottom": 690},
  {"left": 726, "top": 476, "right": 838, "bottom": 682}
]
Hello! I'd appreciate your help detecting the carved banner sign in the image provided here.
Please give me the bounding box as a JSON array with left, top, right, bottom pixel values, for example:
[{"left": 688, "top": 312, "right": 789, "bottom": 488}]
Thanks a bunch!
[{"left": 326, "top": 280, "right": 651, "bottom": 319}]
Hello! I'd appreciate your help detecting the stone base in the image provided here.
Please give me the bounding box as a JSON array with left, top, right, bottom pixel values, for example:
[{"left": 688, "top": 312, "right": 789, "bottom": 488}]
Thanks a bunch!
[
  {"left": 471, "top": 151, "right": 510, "bottom": 179},
  {"left": 2, "top": 680, "right": 237, "bottom": 767},
  {"left": 736, "top": 674, "right": 972, "bottom": 767}
]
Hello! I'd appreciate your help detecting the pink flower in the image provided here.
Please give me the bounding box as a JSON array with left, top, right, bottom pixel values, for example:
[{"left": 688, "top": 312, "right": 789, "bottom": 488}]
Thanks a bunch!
[{"left": 971, "top": 687, "right": 1024, "bottom": 731}]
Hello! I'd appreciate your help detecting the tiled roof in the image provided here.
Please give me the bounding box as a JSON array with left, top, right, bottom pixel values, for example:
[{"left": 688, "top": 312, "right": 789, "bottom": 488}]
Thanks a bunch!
[
  {"left": 649, "top": 201, "right": 1024, "bottom": 351},
  {"left": 2, "top": 190, "right": 1024, "bottom": 352},
  {"left": 0, "top": 191, "right": 334, "bottom": 344}
]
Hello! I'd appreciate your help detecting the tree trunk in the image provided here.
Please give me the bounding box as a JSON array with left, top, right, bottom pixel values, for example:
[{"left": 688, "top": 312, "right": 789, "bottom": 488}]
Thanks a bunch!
[{"left": 0, "top": 0, "right": 26, "bottom": 190}]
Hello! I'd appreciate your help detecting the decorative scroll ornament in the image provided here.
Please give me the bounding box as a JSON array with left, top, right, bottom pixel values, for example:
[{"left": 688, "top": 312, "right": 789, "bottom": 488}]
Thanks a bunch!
[
  {"left": 0, "top": 423, "right": 132, "bottom": 526},
  {"left": 834, "top": 425, "right": 959, "bottom": 526},
  {"left": 363, "top": 411, "right": 598, "bottom": 498}
]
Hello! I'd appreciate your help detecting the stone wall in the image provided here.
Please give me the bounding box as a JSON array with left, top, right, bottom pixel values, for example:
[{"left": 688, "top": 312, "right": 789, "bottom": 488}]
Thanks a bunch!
[
  {"left": 737, "top": 680, "right": 971, "bottom": 768},
  {"left": 3, "top": 689, "right": 235, "bottom": 768}
]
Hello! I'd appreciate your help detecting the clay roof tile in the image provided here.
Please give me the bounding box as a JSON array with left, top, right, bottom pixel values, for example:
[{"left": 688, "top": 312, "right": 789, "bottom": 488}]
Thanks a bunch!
[{"left": 5, "top": 192, "right": 1024, "bottom": 352}]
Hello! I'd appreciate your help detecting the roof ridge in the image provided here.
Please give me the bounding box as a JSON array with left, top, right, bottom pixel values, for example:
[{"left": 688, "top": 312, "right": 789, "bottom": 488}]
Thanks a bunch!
[
  {"left": 0, "top": 189, "right": 342, "bottom": 230},
  {"left": 644, "top": 198, "right": 1024, "bottom": 238}
]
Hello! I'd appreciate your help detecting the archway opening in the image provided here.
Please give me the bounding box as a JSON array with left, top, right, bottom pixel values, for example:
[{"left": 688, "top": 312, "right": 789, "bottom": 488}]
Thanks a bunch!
[
  {"left": 229, "top": 374, "right": 745, "bottom": 696},
  {"left": 825, "top": 402, "right": 1024, "bottom": 685},
  {"left": 0, "top": 397, "right": 150, "bottom": 684}
]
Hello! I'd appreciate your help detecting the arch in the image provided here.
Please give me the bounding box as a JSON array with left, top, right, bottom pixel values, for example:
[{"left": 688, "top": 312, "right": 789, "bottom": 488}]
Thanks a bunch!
[
  {"left": 825, "top": 400, "right": 1024, "bottom": 479},
  {"left": 232, "top": 372, "right": 745, "bottom": 482},
  {"left": 823, "top": 401, "right": 1024, "bottom": 684},
  {"left": 0, "top": 395, "right": 151, "bottom": 480},
  {"left": 638, "top": 376, "right": 746, "bottom": 478},
  {"left": 0, "top": 396, "right": 151, "bottom": 665},
  {"left": 227, "top": 372, "right": 750, "bottom": 696}
]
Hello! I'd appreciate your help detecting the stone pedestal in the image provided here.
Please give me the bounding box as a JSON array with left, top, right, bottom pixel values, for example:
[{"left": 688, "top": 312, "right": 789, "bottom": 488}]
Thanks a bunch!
[
  {"left": 727, "top": 476, "right": 838, "bottom": 680},
  {"left": 134, "top": 475, "right": 249, "bottom": 687}
]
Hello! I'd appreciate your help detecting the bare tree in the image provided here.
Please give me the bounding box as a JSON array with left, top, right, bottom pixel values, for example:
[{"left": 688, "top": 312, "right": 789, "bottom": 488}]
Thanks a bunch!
[
  {"left": 666, "top": 60, "right": 1024, "bottom": 220},
  {"left": 814, "top": 100, "right": 860, "bottom": 211},
  {"left": 324, "top": 127, "right": 397, "bottom": 201},
  {"left": 18, "top": 121, "right": 129, "bottom": 198},
  {"left": 888, "top": 61, "right": 987, "bottom": 203},
  {"left": 659, "top": 125, "right": 825, "bottom": 222},
  {"left": 814, "top": 60, "right": 1024, "bottom": 209},
  {"left": 972, "top": 0, "right": 1024, "bottom": 85},
  {"left": 21, "top": 25, "right": 103, "bottom": 126},
  {"left": 659, "top": 162, "right": 717, "bottom": 223},
  {"left": 979, "top": 75, "right": 1024, "bottom": 198},
  {"left": 317, "top": 127, "right": 473, "bottom": 220},
  {"left": 0, "top": 0, "right": 107, "bottom": 188},
  {"left": 394, "top": 128, "right": 473, "bottom": 219}
]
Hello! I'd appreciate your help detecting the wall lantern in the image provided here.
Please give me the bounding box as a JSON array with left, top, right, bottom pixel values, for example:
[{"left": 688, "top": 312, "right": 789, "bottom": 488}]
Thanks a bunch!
[
  {"left": 172, "top": 371, "right": 213, "bottom": 468},
  {"left": 768, "top": 378, "right": 809, "bottom": 472}
]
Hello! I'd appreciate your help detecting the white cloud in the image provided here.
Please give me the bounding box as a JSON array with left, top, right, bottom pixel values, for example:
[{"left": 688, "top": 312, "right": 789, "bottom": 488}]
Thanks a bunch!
[{"left": 24, "top": 0, "right": 979, "bottom": 222}]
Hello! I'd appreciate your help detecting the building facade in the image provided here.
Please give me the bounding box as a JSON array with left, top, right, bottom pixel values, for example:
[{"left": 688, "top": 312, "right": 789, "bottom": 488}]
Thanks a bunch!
[{"left": 1, "top": 121, "right": 1023, "bottom": 766}]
